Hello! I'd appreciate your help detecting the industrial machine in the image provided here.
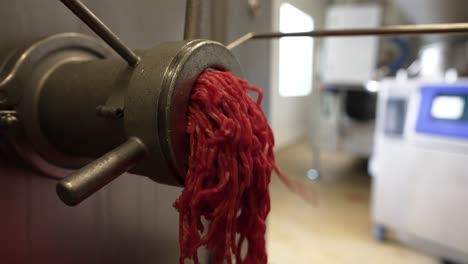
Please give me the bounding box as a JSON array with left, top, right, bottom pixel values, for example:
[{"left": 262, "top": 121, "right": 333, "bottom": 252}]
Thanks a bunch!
[
  {"left": 2, "top": 0, "right": 464, "bottom": 207},
  {"left": 2, "top": 0, "right": 468, "bottom": 262},
  {"left": 0, "top": 0, "right": 242, "bottom": 206},
  {"left": 370, "top": 2, "right": 468, "bottom": 263},
  {"left": 0, "top": 0, "right": 235, "bottom": 262},
  {"left": 370, "top": 74, "right": 468, "bottom": 263}
]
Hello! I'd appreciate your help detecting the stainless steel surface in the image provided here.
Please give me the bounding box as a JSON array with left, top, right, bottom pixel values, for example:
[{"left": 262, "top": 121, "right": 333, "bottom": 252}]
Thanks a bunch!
[
  {"left": 183, "top": 0, "right": 210, "bottom": 39},
  {"left": 0, "top": 33, "right": 108, "bottom": 108},
  {"left": 57, "top": 137, "right": 147, "bottom": 206},
  {"left": 0, "top": 155, "right": 184, "bottom": 264},
  {"left": 39, "top": 43, "right": 128, "bottom": 161},
  {"left": 124, "top": 39, "right": 242, "bottom": 184},
  {"left": 227, "top": 22, "right": 468, "bottom": 50},
  {"left": 0, "top": 1, "right": 200, "bottom": 262},
  {"left": 0, "top": 0, "right": 267, "bottom": 261},
  {"left": 60, "top": 0, "right": 140, "bottom": 66},
  {"left": 0, "top": 33, "right": 111, "bottom": 177}
]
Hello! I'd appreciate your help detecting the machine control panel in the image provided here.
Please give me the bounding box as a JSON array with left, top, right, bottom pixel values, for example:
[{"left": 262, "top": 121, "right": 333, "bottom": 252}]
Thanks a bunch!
[{"left": 416, "top": 85, "right": 468, "bottom": 139}]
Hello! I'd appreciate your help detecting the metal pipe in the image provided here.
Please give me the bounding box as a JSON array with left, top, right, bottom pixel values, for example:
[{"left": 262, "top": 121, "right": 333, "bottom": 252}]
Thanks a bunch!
[
  {"left": 227, "top": 22, "right": 468, "bottom": 50},
  {"left": 60, "top": 0, "right": 140, "bottom": 66},
  {"left": 184, "top": 0, "right": 210, "bottom": 39},
  {"left": 56, "top": 137, "right": 147, "bottom": 206}
]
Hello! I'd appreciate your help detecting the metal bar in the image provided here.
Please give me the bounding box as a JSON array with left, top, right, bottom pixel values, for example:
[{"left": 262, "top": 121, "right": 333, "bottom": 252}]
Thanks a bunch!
[
  {"left": 56, "top": 137, "right": 147, "bottom": 206},
  {"left": 227, "top": 22, "right": 468, "bottom": 50},
  {"left": 60, "top": 0, "right": 140, "bottom": 66},
  {"left": 184, "top": 0, "right": 210, "bottom": 40}
]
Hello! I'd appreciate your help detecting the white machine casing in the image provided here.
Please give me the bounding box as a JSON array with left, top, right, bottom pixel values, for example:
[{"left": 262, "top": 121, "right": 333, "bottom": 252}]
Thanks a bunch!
[{"left": 369, "top": 75, "right": 468, "bottom": 263}]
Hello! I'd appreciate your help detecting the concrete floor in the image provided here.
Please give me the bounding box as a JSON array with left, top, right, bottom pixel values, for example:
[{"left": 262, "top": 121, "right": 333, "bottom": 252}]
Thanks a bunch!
[{"left": 267, "top": 143, "right": 438, "bottom": 264}]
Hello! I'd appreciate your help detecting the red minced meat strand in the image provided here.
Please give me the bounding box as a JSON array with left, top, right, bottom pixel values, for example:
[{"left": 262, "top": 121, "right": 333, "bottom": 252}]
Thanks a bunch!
[{"left": 173, "top": 70, "right": 316, "bottom": 264}]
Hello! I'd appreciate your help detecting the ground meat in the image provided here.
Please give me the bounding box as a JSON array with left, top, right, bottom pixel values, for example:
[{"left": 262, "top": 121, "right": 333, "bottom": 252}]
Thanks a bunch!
[{"left": 174, "top": 70, "right": 315, "bottom": 264}]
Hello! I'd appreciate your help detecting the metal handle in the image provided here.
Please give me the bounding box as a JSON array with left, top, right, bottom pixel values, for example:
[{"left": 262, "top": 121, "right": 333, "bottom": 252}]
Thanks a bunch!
[
  {"left": 60, "top": 0, "right": 140, "bottom": 66},
  {"left": 227, "top": 22, "right": 468, "bottom": 50},
  {"left": 56, "top": 137, "right": 147, "bottom": 206}
]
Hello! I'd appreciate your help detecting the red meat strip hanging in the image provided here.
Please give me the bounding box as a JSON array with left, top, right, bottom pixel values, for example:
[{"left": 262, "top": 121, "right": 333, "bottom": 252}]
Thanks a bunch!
[{"left": 174, "top": 70, "right": 315, "bottom": 264}]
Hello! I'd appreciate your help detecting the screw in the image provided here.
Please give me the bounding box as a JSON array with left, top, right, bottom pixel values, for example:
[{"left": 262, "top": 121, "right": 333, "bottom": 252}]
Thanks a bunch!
[
  {"left": 96, "top": 105, "right": 124, "bottom": 119},
  {"left": 0, "top": 111, "right": 18, "bottom": 127}
]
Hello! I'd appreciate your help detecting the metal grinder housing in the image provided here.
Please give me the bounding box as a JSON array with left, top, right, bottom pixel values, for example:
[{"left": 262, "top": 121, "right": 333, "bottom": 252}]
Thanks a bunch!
[{"left": 0, "top": 8, "right": 241, "bottom": 206}]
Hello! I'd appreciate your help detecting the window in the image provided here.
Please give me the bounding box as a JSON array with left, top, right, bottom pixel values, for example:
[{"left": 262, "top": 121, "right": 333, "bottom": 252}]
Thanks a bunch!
[{"left": 278, "top": 3, "right": 314, "bottom": 97}]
